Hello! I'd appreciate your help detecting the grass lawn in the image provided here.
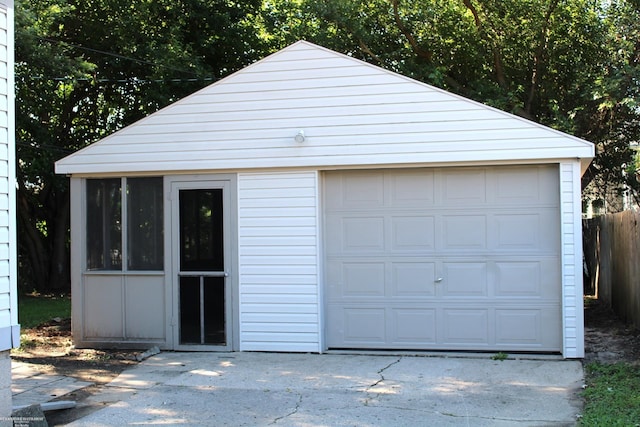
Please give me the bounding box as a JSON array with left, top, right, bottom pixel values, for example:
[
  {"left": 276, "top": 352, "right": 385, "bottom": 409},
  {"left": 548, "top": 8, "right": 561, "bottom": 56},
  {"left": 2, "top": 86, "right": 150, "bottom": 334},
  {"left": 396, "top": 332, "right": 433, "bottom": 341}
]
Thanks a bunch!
[
  {"left": 581, "top": 362, "right": 640, "bottom": 426},
  {"left": 17, "top": 292, "right": 71, "bottom": 328}
]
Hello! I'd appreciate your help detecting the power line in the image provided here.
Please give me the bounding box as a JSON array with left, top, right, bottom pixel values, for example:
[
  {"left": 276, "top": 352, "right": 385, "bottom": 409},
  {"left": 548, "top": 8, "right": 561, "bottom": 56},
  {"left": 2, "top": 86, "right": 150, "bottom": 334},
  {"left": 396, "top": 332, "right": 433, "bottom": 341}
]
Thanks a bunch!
[
  {"left": 37, "top": 36, "right": 213, "bottom": 79},
  {"left": 23, "top": 75, "right": 216, "bottom": 84},
  {"left": 16, "top": 142, "right": 75, "bottom": 154}
]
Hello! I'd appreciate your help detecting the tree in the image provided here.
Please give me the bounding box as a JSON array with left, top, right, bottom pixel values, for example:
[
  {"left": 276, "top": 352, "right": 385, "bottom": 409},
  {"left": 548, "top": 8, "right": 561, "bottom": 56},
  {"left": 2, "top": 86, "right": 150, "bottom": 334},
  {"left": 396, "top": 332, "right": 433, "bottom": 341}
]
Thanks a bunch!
[
  {"left": 17, "top": 0, "right": 640, "bottom": 290},
  {"left": 263, "top": 0, "right": 640, "bottom": 212},
  {"left": 578, "top": 0, "right": 640, "bottom": 211},
  {"left": 15, "top": 0, "right": 265, "bottom": 291}
]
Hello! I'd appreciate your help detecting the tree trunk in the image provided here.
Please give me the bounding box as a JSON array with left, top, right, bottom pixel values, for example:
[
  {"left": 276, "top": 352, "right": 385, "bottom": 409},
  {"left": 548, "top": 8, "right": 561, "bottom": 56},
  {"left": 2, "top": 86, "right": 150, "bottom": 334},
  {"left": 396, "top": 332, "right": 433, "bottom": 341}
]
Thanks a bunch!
[
  {"left": 17, "top": 184, "right": 71, "bottom": 292},
  {"left": 48, "top": 189, "right": 70, "bottom": 290},
  {"left": 17, "top": 190, "right": 49, "bottom": 291}
]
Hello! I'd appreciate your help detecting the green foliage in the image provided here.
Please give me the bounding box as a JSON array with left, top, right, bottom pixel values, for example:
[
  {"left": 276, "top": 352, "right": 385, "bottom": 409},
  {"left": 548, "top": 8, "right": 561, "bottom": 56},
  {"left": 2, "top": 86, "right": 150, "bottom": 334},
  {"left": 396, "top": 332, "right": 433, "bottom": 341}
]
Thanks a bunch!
[
  {"left": 15, "top": 0, "right": 268, "bottom": 291},
  {"left": 17, "top": 293, "right": 71, "bottom": 328},
  {"left": 491, "top": 352, "right": 508, "bottom": 361},
  {"left": 577, "top": 0, "right": 640, "bottom": 210},
  {"left": 581, "top": 362, "right": 640, "bottom": 425},
  {"left": 15, "top": 0, "right": 640, "bottom": 290},
  {"left": 265, "top": 0, "right": 640, "bottom": 209}
]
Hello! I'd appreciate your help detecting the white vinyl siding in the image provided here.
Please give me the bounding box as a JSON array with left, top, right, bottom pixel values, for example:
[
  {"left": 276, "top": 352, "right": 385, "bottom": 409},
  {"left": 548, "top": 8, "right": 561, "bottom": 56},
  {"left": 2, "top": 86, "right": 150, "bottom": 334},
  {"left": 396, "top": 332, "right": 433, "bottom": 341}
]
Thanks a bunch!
[
  {"left": 0, "top": 0, "right": 16, "bottom": 351},
  {"left": 56, "top": 42, "right": 593, "bottom": 175},
  {"left": 238, "top": 172, "right": 321, "bottom": 352},
  {"left": 560, "top": 161, "right": 585, "bottom": 358}
]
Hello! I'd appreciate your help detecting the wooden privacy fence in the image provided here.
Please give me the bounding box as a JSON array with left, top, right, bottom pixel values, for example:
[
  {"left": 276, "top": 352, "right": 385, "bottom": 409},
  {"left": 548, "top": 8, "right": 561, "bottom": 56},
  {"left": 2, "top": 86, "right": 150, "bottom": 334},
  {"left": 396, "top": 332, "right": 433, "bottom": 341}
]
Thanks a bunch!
[{"left": 583, "top": 211, "right": 640, "bottom": 330}]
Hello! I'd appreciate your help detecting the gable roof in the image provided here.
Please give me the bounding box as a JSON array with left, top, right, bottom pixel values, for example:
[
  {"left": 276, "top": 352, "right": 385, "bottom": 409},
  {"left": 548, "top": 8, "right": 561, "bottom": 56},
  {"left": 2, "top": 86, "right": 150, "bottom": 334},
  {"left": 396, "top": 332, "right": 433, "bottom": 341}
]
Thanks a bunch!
[{"left": 55, "top": 40, "right": 594, "bottom": 176}]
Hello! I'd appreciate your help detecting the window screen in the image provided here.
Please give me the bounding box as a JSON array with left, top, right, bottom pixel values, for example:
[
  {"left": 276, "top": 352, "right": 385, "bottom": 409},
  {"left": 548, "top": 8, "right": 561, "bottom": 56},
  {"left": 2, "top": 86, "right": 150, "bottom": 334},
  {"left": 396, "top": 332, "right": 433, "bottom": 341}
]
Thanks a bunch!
[
  {"left": 86, "top": 179, "right": 122, "bottom": 270},
  {"left": 127, "top": 177, "right": 163, "bottom": 270},
  {"left": 86, "top": 177, "right": 164, "bottom": 271}
]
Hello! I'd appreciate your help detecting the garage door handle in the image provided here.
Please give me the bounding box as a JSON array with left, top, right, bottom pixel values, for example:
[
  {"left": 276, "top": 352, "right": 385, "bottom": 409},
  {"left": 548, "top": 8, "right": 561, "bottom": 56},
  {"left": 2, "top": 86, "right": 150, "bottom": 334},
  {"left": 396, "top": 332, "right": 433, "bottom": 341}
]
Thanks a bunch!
[{"left": 434, "top": 277, "right": 443, "bottom": 283}]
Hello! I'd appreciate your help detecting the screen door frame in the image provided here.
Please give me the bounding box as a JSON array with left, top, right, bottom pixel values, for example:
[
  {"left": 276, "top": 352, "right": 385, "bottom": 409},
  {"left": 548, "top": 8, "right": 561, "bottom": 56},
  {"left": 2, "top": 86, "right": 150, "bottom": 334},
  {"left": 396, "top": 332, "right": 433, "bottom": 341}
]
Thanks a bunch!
[{"left": 168, "top": 176, "right": 237, "bottom": 351}]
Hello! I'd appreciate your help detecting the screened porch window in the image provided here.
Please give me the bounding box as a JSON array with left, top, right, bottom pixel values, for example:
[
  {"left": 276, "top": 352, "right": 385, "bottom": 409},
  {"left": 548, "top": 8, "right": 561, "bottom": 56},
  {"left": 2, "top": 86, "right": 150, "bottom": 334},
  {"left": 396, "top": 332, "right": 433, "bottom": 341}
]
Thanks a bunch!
[
  {"left": 127, "top": 178, "right": 163, "bottom": 270},
  {"left": 86, "top": 179, "right": 121, "bottom": 270},
  {"left": 86, "top": 177, "right": 163, "bottom": 271}
]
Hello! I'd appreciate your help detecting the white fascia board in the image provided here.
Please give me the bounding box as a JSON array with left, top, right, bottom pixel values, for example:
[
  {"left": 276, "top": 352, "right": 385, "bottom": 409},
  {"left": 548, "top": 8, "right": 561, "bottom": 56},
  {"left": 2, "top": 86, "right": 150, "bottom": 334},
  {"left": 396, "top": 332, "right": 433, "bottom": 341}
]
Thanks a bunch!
[{"left": 56, "top": 146, "right": 595, "bottom": 176}]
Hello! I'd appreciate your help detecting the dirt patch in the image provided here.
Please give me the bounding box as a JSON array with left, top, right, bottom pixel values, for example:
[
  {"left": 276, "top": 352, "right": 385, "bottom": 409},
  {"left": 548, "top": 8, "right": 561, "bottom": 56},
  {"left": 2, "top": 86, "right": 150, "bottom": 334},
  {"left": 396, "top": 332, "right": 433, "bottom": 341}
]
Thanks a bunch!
[
  {"left": 12, "top": 318, "right": 139, "bottom": 384},
  {"left": 584, "top": 297, "right": 640, "bottom": 365},
  {"left": 11, "top": 318, "right": 140, "bottom": 426}
]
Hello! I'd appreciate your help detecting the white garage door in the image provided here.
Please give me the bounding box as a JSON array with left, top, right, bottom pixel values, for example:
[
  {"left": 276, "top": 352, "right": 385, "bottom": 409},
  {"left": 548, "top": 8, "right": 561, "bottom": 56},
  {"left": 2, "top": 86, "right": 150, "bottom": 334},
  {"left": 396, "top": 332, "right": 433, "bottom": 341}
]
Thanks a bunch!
[{"left": 324, "top": 166, "right": 562, "bottom": 352}]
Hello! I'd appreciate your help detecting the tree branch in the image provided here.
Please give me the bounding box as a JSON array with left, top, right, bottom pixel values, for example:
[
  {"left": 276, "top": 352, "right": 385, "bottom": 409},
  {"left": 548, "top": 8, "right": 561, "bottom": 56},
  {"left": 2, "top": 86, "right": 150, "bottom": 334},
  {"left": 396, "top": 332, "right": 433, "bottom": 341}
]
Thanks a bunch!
[
  {"left": 390, "top": 0, "right": 432, "bottom": 62},
  {"left": 463, "top": 0, "right": 508, "bottom": 90},
  {"left": 462, "top": 0, "right": 482, "bottom": 28},
  {"left": 463, "top": 0, "right": 535, "bottom": 119},
  {"left": 389, "top": 0, "right": 464, "bottom": 92},
  {"left": 526, "top": 0, "right": 560, "bottom": 116},
  {"left": 358, "top": 38, "right": 383, "bottom": 64}
]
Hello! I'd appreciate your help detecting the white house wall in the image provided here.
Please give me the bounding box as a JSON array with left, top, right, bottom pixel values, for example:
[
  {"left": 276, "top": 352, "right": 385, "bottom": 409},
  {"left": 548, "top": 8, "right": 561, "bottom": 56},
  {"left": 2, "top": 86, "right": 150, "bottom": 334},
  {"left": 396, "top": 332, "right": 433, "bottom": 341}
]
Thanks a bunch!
[
  {"left": 238, "top": 171, "right": 322, "bottom": 352},
  {"left": 0, "top": 0, "right": 14, "bottom": 419},
  {"left": 0, "top": 0, "right": 16, "bottom": 350},
  {"left": 55, "top": 41, "right": 593, "bottom": 176},
  {"left": 560, "top": 161, "right": 585, "bottom": 358}
]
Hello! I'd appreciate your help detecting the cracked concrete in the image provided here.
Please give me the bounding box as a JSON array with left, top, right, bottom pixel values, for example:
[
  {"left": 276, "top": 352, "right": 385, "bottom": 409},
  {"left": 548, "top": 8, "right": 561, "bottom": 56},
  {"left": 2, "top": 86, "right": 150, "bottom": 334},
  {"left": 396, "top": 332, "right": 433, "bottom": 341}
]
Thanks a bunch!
[
  {"left": 363, "top": 356, "right": 402, "bottom": 406},
  {"left": 270, "top": 389, "right": 302, "bottom": 425},
  {"left": 369, "top": 356, "right": 402, "bottom": 389},
  {"left": 64, "top": 352, "right": 583, "bottom": 426}
]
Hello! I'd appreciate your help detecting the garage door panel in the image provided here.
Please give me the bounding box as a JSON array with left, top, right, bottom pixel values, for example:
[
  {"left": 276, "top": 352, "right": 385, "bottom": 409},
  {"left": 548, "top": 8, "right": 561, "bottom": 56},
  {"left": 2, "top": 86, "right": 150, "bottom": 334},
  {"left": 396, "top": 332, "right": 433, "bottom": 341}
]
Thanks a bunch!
[
  {"left": 390, "top": 170, "right": 435, "bottom": 206},
  {"left": 442, "top": 262, "right": 488, "bottom": 297},
  {"left": 328, "top": 304, "right": 561, "bottom": 350},
  {"left": 342, "top": 262, "right": 385, "bottom": 297},
  {"left": 494, "top": 214, "right": 540, "bottom": 248},
  {"left": 442, "top": 215, "right": 487, "bottom": 249},
  {"left": 442, "top": 309, "right": 489, "bottom": 344},
  {"left": 325, "top": 215, "right": 384, "bottom": 254},
  {"left": 343, "top": 216, "right": 385, "bottom": 251},
  {"left": 493, "top": 210, "right": 559, "bottom": 251},
  {"left": 328, "top": 258, "right": 437, "bottom": 299},
  {"left": 391, "top": 216, "right": 435, "bottom": 250},
  {"left": 342, "top": 308, "right": 386, "bottom": 344},
  {"left": 442, "top": 169, "right": 487, "bottom": 204},
  {"left": 391, "top": 262, "right": 436, "bottom": 296},
  {"left": 495, "top": 309, "right": 541, "bottom": 345},
  {"left": 391, "top": 309, "right": 437, "bottom": 344},
  {"left": 495, "top": 307, "right": 561, "bottom": 348},
  {"left": 495, "top": 261, "right": 541, "bottom": 296},
  {"left": 496, "top": 169, "right": 540, "bottom": 202},
  {"left": 495, "top": 258, "right": 560, "bottom": 298},
  {"left": 326, "top": 260, "right": 384, "bottom": 298},
  {"left": 324, "top": 216, "right": 341, "bottom": 254},
  {"left": 495, "top": 166, "right": 559, "bottom": 205},
  {"left": 332, "top": 171, "right": 385, "bottom": 209},
  {"left": 324, "top": 166, "right": 561, "bottom": 352}
]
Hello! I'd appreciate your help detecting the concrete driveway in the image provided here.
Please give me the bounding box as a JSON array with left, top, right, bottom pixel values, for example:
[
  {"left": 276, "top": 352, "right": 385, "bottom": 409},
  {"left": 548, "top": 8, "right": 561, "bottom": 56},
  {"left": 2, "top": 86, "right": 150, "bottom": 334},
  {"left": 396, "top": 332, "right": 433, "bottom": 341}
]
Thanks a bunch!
[{"left": 67, "top": 352, "right": 583, "bottom": 426}]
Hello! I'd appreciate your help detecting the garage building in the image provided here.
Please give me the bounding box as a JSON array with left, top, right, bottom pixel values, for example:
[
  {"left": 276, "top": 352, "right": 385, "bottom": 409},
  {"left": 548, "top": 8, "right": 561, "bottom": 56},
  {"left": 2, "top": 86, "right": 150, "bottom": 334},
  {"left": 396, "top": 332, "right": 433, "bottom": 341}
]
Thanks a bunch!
[{"left": 55, "top": 41, "right": 593, "bottom": 358}]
